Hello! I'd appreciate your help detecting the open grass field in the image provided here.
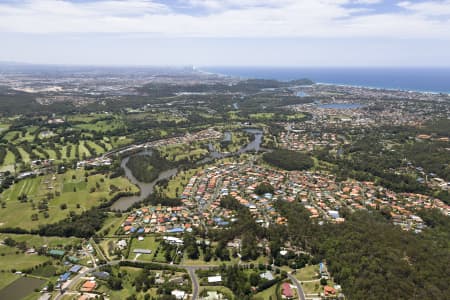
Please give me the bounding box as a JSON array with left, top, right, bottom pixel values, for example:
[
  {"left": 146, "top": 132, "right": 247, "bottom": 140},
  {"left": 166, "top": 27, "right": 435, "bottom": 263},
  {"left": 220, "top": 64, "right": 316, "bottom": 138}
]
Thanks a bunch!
[
  {"left": 97, "top": 266, "right": 159, "bottom": 300},
  {"left": 3, "top": 150, "right": 16, "bottom": 165},
  {"left": 0, "top": 245, "right": 50, "bottom": 272},
  {"left": 249, "top": 113, "right": 275, "bottom": 120},
  {"left": 301, "top": 281, "right": 322, "bottom": 295},
  {"left": 18, "top": 147, "right": 31, "bottom": 162},
  {"left": 0, "top": 273, "right": 18, "bottom": 290},
  {"left": 3, "top": 130, "right": 21, "bottom": 142},
  {"left": 78, "top": 141, "right": 91, "bottom": 158},
  {"left": 252, "top": 283, "right": 278, "bottom": 300},
  {"left": 127, "top": 236, "right": 159, "bottom": 261},
  {"left": 74, "top": 118, "right": 125, "bottom": 133},
  {"left": 200, "top": 286, "right": 236, "bottom": 300},
  {"left": 0, "top": 169, "right": 138, "bottom": 230},
  {"left": 159, "top": 167, "right": 203, "bottom": 198},
  {"left": 295, "top": 264, "right": 319, "bottom": 281},
  {"left": 0, "top": 234, "right": 80, "bottom": 249},
  {"left": 86, "top": 140, "right": 105, "bottom": 155},
  {"left": 98, "top": 214, "right": 124, "bottom": 236}
]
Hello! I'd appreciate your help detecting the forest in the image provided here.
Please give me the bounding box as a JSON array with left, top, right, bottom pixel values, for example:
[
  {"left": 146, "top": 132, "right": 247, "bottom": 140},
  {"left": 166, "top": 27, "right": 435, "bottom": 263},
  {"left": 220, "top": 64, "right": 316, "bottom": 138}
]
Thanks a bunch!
[
  {"left": 126, "top": 151, "right": 173, "bottom": 183},
  {"left": 263, "top": 149, "right": 314, "bottom": 171},
  {"left": 275, "top": 201, "right": 450, "bottom": 300}
]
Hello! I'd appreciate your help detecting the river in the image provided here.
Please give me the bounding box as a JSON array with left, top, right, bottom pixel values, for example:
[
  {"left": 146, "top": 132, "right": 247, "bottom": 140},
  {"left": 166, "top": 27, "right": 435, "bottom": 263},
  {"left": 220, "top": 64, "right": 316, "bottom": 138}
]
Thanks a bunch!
[{"left": 111, "top": 128, "right": 264, "bottom": 211}]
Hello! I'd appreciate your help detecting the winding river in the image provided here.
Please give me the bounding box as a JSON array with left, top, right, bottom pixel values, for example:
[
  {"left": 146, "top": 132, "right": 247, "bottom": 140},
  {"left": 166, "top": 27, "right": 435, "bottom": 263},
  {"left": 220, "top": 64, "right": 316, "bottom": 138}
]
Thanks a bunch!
[{"left": 111, "top": 128, "right": 264, "bottom": 211}]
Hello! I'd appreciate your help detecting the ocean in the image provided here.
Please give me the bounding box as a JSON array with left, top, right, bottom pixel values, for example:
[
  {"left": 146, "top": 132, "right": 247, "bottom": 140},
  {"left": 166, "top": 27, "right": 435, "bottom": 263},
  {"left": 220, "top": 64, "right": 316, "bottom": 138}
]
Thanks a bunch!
[{"left": 201, "top": 67, "right": 450, "bottom": 94}]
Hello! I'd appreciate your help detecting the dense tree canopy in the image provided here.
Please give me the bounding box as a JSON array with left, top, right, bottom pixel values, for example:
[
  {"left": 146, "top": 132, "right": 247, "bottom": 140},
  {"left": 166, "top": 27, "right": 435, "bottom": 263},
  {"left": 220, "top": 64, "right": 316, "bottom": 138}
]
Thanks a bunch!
[{"left": 263, "top": 149, "right": 314, "bottom": 171}]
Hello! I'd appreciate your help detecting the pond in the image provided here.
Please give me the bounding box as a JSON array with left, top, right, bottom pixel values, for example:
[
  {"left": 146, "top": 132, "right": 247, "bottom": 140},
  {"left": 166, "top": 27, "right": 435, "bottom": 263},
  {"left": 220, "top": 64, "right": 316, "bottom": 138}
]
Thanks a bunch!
[{"left": 0, "top": 277, "right": 46, "bottom": 300}]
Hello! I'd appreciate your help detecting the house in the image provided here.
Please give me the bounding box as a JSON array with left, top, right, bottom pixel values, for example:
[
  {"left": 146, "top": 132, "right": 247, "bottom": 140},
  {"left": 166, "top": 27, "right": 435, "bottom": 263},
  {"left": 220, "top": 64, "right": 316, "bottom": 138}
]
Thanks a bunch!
[
  {"left": 117, "top": 240, "right": 127, "bottom": 250},
  {"left": 281, "top": 282, "right": 294, "bottom": 299},
  {"left": 133, "top": 249, "right": 152, "bottom": 254},
  {"left": 69, "top": 265, "right": 82, "bottom": 273},
  {"left": 81, "top": 280, "right": 97, "bottom": 292},
  {"left": 59, "top": 272, "right": 71, "bottom": 282},
  {"left": 207, "top": 275, "right": 222, "bottom": 284},
  {"left": 93, "top": 271, "right": 110, "bottom": 280},
  {"left": 260, "top": 271, "right": 274, "bottom": 281},
  {"left": 171, "top": 289, "right": 186, "bottom": 299},
  {"left": 49, "top": 249, "right": 65, "bottom": 257},
  {"left": 324, "top": 285, "right": 336, "bottom": 297}
]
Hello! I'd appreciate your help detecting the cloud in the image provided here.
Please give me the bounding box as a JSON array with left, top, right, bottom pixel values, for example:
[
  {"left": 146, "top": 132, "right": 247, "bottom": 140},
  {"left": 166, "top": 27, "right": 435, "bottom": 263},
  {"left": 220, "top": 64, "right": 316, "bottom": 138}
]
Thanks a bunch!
[
  {"left": 398, "top": 1, "right": 450, "bottom": 16},
  {"left": 0, "top": 0, "right": 448, "bottom": 39}
]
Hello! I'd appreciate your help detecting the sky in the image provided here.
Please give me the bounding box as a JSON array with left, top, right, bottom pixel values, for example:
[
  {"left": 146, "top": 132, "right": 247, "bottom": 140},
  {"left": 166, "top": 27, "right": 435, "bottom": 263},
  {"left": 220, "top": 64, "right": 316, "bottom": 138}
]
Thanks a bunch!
[{"left": 0, "top": 0, "right": 450, "bottom": 67}]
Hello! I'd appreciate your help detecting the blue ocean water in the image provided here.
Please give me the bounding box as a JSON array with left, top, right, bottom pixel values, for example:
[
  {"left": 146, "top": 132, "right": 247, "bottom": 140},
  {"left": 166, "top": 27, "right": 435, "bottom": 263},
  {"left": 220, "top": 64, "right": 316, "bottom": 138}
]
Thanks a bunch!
[{"left": 201, "top": 67, "right": 450, "bottom": 94}]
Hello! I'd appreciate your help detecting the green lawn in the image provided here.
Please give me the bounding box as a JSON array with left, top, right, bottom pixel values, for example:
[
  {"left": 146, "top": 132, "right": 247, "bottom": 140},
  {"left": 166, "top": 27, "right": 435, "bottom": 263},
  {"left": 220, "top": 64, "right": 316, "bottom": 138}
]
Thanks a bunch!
[
  {"left": 128, "top": 236, "right": 159, "bottom": 261},
  {"left": 3, "top": 150, "right": 16, "bottom": 165},
  {"left": 0, "top": 245, "right": 50, "bottom": 272},
  {"left": 295, "top": 264, "right": 319, "bottom": 281},
  {"left": 78, "top": 141, "right": 91, "bottom": 158},
  {"left": 97, "top": 267, "right": 159, "bottom": 300},
  {"left": 0, "top": 234, "right": 80, "bottom": 249},
  {"left": 301, "top": 281, "right": 322, "bottom": 295},
  {"left": 17, "top": 147, "right": 31, "bottom": 162},
  {"left": 249, "top": 113, "right": 275, "bottom": 120},
  {"left": 160, "top": 167, "right": 202, "bottom": 198},
  {"left": 252, "top": 283, "right": 277, "bottom": 300},
  {"left": 0, "top": 273, "right": 18, "bottom": 290},
  {"left": 200, "top": 286, "right": 235, "bottom": 300},
  {"left": 0, "top": 170, "right": 138, "bottom": 230},
  {"left": 86, "top": 140, "right": 105, "bottom": 155},
  {"left": 98, "top": 214, "right": 125, "bottom": 236}
]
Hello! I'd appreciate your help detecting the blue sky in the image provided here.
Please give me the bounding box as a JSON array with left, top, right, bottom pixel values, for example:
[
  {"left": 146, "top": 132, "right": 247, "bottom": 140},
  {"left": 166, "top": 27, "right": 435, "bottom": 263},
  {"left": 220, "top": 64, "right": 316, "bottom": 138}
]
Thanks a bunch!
[{"left": 0, "top": 0, "right": 449, "bottom": 66}]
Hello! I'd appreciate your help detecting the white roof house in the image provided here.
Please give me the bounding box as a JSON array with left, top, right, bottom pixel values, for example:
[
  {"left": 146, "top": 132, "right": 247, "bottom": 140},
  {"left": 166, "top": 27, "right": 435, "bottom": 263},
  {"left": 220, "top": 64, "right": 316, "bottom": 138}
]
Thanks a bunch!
[{"left": 207, "top": 275, "right": 222, "bottom": 283}]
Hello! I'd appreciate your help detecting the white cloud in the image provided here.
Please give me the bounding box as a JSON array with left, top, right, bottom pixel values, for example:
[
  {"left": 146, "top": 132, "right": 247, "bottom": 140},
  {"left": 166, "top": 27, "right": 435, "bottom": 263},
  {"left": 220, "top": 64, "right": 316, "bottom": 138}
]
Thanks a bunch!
[
  {"left": 0, "top": 0, "right": 448, "bottom": 39},
  {"left": 398, "top": 1, "right": 450, "bottom": 16}
]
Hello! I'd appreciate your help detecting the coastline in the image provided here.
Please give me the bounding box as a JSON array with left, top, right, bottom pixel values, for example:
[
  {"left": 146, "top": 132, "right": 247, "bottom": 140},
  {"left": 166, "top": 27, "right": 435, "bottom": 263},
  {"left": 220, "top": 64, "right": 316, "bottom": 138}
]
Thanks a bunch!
[{"left": 199, "top": 67, "right": 450, "bottom": 95}]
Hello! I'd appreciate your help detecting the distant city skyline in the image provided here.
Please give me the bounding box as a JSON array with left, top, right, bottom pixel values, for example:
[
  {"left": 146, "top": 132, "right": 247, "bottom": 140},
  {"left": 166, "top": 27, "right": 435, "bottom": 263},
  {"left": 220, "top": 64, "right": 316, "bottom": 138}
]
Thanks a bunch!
[{"left": 1, "top": 0, "right": 450, "bottom": 66}]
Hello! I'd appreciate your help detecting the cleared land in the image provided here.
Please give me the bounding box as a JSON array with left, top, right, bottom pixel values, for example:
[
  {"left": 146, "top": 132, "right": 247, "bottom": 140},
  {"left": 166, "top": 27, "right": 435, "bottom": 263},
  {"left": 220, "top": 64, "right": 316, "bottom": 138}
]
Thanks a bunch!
[{"left": 0, "top": 169, "right": 138, "bottom": 230}]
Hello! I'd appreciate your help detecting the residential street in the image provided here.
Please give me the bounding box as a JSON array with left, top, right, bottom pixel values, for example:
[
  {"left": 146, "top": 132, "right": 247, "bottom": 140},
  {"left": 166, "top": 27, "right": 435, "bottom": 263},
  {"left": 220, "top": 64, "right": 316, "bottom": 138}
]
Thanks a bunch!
[{"left": 288, "top": 273, "right": 307, "bottom": 300}]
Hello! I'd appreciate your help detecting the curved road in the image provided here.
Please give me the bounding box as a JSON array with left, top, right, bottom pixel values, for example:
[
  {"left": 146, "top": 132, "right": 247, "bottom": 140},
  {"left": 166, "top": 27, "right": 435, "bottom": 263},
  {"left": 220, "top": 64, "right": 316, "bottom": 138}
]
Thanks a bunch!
[
  {"left": 287, "top": 273, "right": 306, "bottom": 300},
  {"left": 54, "top": 259, "right": 206, "bottom": 300}
]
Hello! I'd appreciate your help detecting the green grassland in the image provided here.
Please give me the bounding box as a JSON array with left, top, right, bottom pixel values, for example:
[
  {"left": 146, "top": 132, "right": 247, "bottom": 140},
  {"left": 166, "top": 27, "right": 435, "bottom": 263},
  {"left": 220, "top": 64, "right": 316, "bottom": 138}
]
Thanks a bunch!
[
  {"left": 78, "top": 141, "right": 91, "bottom": 158},
  {"left": 252, "top": 283, "right": 277, "bottom": 300},
  {"left": 301, "top": 281, "right": 322, "bottom": 295},
  {"left": 159, "top": 143, "right": 208, "bottom": 162},
  {"left": 249, "top": 113, "right": 275, "bottom": 120},
  {"left": 127, "top": 236, "right": 160, "bottom": 261},
  {"left": 75, "top": 118, "right": 125, "bottom": 133},
  {"left": 0, "top": 234, "right": 80, "bottom": 249},
  {"left": 98, "top": 213, "right": 125, "bottom": 236},
  {"left": 158, "top": 167, "right": 203, "bottom": 198},
  {"left": 3, "top": 150, "right": 16, "bottom": 165},
  {"left": 0, "top": 169, "right": 138, "bottom": 230},
  {"left": 295, "top": 264, "right": 319, "bottom": 281},
  {"left": 0, "top": 273, "right": 18, "bottom": 290},
  {"left": 97, "top": 267, "right": 160, "bottom": 300},
  {"left": 200, "top": 286, "right": 236, "bottom": 300},
  {"left": 0, "top": 245, "right": 50, "bottom": 272},
  {"left": 17, "top": 147, "right": 31, "bottom": 162},
  {"left": 126, "top": 111, "right": 187, "bottom": 123}
]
